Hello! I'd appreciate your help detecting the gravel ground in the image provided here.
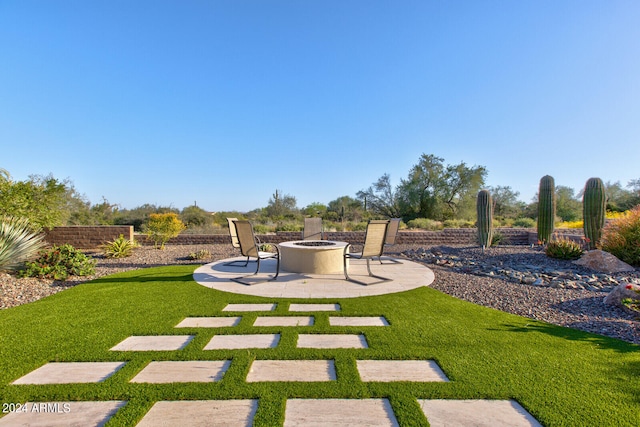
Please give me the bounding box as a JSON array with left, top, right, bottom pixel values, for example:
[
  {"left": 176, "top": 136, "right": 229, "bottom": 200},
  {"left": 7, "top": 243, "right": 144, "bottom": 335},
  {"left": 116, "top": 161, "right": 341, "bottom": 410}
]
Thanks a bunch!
[{"left": 1, "top": 244, "right": 638, "bottom": 345}]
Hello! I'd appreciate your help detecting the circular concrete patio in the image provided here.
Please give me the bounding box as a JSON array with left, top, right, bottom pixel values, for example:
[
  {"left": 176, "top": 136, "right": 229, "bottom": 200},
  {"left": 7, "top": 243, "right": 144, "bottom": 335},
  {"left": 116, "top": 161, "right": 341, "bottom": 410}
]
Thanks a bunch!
[{"left": 193, "top": 256, "right": 434, "bottom": 298}]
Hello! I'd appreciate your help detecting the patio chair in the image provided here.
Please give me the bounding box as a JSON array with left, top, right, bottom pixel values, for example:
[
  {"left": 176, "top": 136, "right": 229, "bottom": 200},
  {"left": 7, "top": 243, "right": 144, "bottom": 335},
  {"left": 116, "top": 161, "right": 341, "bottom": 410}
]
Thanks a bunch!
[
  {"left": 379, "top": 218, "right": 402, "bottom": 264},
  {"left": 231, "top": 220, "right": 280, "bottom": 285},
  {"left": 303, "top": 217, "right": 323, "bottom": 240},
  {"left": 224, "top": 217, "right": 255, "bottom": 267},
  {"left": 343, "top": 219, "right": 391, "bottom": 285}
]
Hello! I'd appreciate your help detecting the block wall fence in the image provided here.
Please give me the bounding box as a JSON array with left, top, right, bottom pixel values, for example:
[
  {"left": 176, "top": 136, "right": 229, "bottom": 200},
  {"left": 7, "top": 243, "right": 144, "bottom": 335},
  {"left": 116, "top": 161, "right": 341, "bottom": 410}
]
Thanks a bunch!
[{"left": 44, "top": 226, "right": 585, "bottom": 249}]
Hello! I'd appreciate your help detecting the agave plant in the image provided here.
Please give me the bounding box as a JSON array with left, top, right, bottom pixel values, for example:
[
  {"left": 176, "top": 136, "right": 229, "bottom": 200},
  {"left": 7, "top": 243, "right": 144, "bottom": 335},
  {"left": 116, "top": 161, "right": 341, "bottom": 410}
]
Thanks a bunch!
[{"left": 0, "top": 217, "right": 47, "bottom": 271}]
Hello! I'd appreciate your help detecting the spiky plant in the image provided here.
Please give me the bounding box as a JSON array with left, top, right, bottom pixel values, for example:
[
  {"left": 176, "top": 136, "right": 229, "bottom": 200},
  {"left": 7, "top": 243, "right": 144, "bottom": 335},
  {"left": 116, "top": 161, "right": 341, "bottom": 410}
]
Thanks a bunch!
[
  {"left": 537, "top": 175, "right": 556, "bottom": 244},
  {"left": 476, "top": 189, "right": 493, "bottom": 248},
  {"left": 0, "top": 217, "right": 46, "bottom": 271},
  {"left": 583, "top": 177, "right": 606, "bottom": 250}
]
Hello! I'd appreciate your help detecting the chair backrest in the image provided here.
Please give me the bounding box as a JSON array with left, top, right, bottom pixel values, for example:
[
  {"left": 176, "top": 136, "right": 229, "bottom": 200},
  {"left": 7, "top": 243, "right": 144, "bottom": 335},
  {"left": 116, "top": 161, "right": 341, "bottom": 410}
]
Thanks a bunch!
[
  {"left": 233, "top": 220, "right": 259, "bottom": 258},
  {"left": 227, "top": 217, "right": 240, "bottom": 248},
  {"left": 361, "top": 220, "right": 390, "bottom": 257},
  {"left": 303, "top": 217, "right": 323, "bottom": 240},
  {"left": 385, "top": 218, "right": 401, "bottom": 245}
]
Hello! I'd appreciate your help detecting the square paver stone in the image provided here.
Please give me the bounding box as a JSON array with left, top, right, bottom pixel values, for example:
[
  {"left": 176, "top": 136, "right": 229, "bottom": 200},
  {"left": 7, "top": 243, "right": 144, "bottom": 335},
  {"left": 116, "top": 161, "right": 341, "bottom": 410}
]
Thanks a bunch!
[
  {"left": 246, "top": 360, "right": 336, "bottom": 382},
  {"left": 418, "top": 399, "right": 542, "bottom": 427},
  {"left": 110, "top": 335, "right": 194, "bottom": 351},
  {"left": 204, "top": 334, "right": 280, "bottom": 350},
  {"left": 254, "top": 316, "right": 314, "bottom": 327},
  {"left": 357, "top": 360, "right": 449, "bottom": 382},
  {"left": 284, "top": 398, "right": 399, "bottom": 427},
  {"left": 175, "top": 317, "right": 241, "bottom": 328},
  {"left": 12, "top": 362, "right": 126, "bottom": 384},
  {"left": 0, "top": 401, "right": 126, "bottom": 426},
  {"left": 329, "top": 316, "right": 389, "bottom": 326},
  {"left": 222, "top": 303, "right": 276, "bottom": 311},
  {"left": 137, "top": 400, "right": 258, "bottom": 427},
  {"left": 130, "top": 361, "right": 231, "bottom": 383},
  {"left": 297, "top": 334, "right": 368, "bottom": 349},
  {"left": 289, "top": 303, "right": 340, "bottom": 312}
]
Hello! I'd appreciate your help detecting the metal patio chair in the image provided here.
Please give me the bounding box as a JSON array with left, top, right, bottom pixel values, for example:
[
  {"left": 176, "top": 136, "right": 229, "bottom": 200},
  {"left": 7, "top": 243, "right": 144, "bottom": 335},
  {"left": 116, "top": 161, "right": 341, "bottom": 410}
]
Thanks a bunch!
[
  {"left": 379, "top": 217, "right": 402, "bottom": 264},
  {"left": 224, "top": 217, "right": 256, "bottom": 267},
  {"left": 343, "top": 219, "right": 391, "bottom": 285},
  {"left": 303, "top": 217, "right": 323, "bottom": 240},
  {"left": 230, "top": 220, "right": 280, "bottom": 285}
]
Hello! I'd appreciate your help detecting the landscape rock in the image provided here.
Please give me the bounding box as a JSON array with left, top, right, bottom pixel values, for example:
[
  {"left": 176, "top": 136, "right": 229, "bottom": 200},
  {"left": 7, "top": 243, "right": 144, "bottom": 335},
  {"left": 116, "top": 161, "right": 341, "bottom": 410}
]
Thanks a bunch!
[
  {"left": 604, "top": 283, "right": 640, "bottom": 310},
  {"left": 572, "top": 250, "right": 635, "bottom": 274}
]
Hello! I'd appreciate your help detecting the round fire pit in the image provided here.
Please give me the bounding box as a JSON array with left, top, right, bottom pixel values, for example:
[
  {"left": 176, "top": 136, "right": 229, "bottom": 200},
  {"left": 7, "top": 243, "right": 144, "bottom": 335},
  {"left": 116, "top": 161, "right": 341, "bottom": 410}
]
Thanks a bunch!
[{"left": 279, "top": 240, "right": 348, "bottom": 274}]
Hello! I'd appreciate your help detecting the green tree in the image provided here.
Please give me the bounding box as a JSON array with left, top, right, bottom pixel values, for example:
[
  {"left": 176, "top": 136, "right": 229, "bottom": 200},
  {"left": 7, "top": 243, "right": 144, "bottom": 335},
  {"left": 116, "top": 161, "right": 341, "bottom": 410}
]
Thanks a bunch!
[
  {"left": 397, "top": 154, "right": 486, "bottom": 221},
  {"left": 181, "top": 205, "right": 212, "bottom": 228},
  {"left": 326, "top": 196, "right": 365, "bottom": 222},
  {"left": 265, "top": 190, "right": 298, "bottom": 219},
  {"left": 0, "top": 173, "right": 68, "bottom": 228},
  {"left": 144, "top": 213, "right": 186, "bottom": 249},
  {"left": 604, "top": 181, "right": 638, "bottom": 212},
  {"left": 356, "top": 174, "right": 401, "bottom": 218},
  {"left": 556, "top": 186, "right": 582, "bottom": 222},
  {"left": 301, "top": 202, "right": 327, "bottom": 217},
  {"left": 487, "top": 185, "right": 526, "bottom": 219}
]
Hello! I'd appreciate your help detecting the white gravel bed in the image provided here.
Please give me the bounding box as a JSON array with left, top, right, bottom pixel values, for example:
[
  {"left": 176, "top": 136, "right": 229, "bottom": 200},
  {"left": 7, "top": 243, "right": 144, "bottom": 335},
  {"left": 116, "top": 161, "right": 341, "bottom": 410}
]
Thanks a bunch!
[{"left": 0, "top": 244, "right": 638, "bottom": 345}]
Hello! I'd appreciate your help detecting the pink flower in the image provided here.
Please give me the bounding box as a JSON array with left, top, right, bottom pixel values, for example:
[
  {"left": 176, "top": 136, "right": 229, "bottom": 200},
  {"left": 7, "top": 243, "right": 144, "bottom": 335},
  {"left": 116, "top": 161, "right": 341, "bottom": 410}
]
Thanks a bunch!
[{"left": 626, "top": 284, "right": 634, "bottom": 290}]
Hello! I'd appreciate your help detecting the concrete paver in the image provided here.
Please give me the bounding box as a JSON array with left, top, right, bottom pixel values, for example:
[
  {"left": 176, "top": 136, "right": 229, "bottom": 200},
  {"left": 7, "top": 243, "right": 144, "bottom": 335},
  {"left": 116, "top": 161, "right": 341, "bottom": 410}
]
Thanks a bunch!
[
  {"left": 222, "top": 303, "right": 276, "bottom": 311},
  {"left": 356, "top": 360, "right": 449, "bottom": 382},
  {"left": 175, "top": 317, "right": 241, "bottom": 328},
  {"left": 130, "top": 361, "right": 231, "bottom": 383},
  {"left": 329, "top": 316, "right": 389, "bottom": 326},
  {"left": 0, "top": 401, "right": 126, "bottom": 426},
  {"left": 284, "top": 398, "right": 399, "bottom": 427},
  {"left": 289, "top": 303, "right": 340, "bottom": 312},
  {"left": 136, "top": 400, "right": 258, "bottom": 427},
  {"left": 297, "top": 334, "right": 368, "bottom": 349},
  {"left": 110, "top": 335, "right": 194, "bottom": 351},
  {"left": 418, "top": 399, "right": 543, "bottom": 427},
  {"left": 253, "top": 316, "right": 314, "bottom": 326},
  {"left": 12, "top": 362, "right": 125, "bottom": 384},
  {"left": 204, "top": 334, "right": 280, "bottom": 350},
  {"left": 246, "top": 360, "right": 336, "bottom": 382}
]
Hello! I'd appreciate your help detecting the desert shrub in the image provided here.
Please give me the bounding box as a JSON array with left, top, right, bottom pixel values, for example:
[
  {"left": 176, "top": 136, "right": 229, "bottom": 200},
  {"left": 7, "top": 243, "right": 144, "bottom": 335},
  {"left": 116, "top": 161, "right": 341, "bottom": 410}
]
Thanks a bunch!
[
  {"left": 0, "top": 217, "right": 46, "bottom": 271},
  {"left": 512, "top": 217, "right": 536, "bottom": 228},
  {"left": 544, "top": 236, "right": 584, "bottom": 260},
  {"left": 20, "top": 244, "right": 96, "bottom": 280},
  {"left": 491, "top": 231, "right": 508, "bottom": 246},
  {"left": 187, "top": 249, "right": 211, "bottom": 260},
  {"left": 600, "top": 206, "right": 640, "bottom": 266},
  {"left": 101, "top": 234, "right": 138, "bottom": 258},
  {"left": 350, "top": 221, "right": 368, "bottom": 231},
  {"left": 443, "top": 219, "right": 475, "bottom": 228},
  {"left": 252, "top": 224, "right": 272, "bottom": 234},
  {"left": 275, "top": 222, "right": 302, "bottom": 232},
  {"left": 557, "top": 220, "right": 583, "bottom": 229},
  {"left": 406, "top": 218, "right": 443, "bottom": 230},
  {"left": 144, "top": 213, "right": 186, "bottom": 249}
]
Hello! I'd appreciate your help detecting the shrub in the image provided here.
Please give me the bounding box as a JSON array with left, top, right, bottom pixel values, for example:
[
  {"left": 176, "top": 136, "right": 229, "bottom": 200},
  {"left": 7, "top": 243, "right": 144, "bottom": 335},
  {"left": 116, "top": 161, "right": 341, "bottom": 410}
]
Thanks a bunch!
[
  {"left": 187, "top": 249, "right": 211, "bottom": 260},
  {"left": 557, "top": 220, "right": 583, "bottom": 229},
  {"left": 443, "top": 219, "right": 475, "bottom": 228},
  {"left": 491, "top": 231, "right": 508, "bottom": 246},
  {"left": 144, "top": 213, "right": 186, "bottom": 249},
  {"left": 544, "top": 236, "right": 584, "bottom": 260},
  {"left": 20, "top": 244, "right": 96, "bottom": 280},
  {"left": 0, "top": 217, "right": 46, "bottom": 271},
  {"left": 275, "top": 222, "right": 302, "bottom": 232},
  {"left": 101, "top": 234, "right": 138, "bottom": 258},
  {"left": 406, "top": 218, "right": 443, "bottom": 230},
  {"left": 600, "top": 206, "right": 640, "bottom": 266},
  {"left": 512, "top": 218, "right": 536, "bottom": 228},
  {"left": 252, "top": 224, "right": 271, "bottom": 234}
]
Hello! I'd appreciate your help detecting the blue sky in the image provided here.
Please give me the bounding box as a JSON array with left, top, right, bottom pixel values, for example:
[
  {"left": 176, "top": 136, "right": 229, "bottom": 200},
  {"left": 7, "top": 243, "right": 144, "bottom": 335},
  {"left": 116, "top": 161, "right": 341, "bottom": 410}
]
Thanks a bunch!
[{"left": 2, "top": 1, "right": 639, "bottom": 212}]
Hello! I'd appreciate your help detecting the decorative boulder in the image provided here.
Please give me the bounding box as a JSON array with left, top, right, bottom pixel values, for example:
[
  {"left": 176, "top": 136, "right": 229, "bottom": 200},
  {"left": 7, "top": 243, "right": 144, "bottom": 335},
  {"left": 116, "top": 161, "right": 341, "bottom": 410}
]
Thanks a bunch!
[
  {"left": 572, "top": 250, "right": 635, "bottom": 273},
  {"left": 604, "top": 283, "right": 640, "bottom": 312}
]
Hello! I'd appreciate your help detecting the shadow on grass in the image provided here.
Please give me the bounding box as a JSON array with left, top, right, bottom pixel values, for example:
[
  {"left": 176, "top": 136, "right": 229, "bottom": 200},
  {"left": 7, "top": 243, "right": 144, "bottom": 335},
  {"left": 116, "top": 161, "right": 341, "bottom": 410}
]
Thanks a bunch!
[
  {"left": 500, "top": 322, "right": 639, "bottom": 353},
  {"left": 89, "top": 272, "right": 195, "bottom": 284}
]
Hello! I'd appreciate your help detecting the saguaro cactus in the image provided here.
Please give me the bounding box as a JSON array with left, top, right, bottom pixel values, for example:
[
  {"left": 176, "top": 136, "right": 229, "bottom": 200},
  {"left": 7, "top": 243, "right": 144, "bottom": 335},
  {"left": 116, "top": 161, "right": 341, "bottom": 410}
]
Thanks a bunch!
[
  {"left": 537, "top": 175, "right": 556, "bottom": 244},
  {"left": 583, "top": 177, "right": 606, "bottom": 250},
  {"left": 476, "top": 189, "right": 493, "bottom": 248}
]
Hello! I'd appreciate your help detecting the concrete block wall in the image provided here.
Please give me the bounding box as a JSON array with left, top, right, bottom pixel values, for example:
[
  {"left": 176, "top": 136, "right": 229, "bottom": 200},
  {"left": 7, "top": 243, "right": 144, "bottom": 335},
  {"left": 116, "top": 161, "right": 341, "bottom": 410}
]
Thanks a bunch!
[
  {"left": 44, "top": 226, "right": 134, "bottom": 249},
  {"left": 45, "top": 226, "right": 584, "bottom": 249}
]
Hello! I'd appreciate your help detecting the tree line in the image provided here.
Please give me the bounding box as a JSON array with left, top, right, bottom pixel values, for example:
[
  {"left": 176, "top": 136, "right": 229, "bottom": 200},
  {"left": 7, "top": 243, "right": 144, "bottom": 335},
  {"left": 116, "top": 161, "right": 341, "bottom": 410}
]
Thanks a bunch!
[{"left": 2, "top": 156, "right": 639, "bottom": 232}]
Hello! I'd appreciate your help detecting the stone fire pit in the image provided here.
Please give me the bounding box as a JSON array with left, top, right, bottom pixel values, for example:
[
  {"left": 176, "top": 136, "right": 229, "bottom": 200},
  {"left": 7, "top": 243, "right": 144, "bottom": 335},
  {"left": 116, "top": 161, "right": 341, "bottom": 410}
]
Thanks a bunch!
[{"left": 279, "top": 240, "right": 349, "bottom": 274}]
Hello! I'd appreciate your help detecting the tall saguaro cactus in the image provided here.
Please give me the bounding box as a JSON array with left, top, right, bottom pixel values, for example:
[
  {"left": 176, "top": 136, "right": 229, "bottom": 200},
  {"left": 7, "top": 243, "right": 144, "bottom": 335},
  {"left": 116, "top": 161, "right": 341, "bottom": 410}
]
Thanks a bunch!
[
  {"left": 583, "top": 177, "right": 606, "bottom": 250},
  {"left": 476, "top": 189, "right": 493, "bottom": 248},
  {"left": 537, "top": 175, "right": 556, "bottom": 244}
]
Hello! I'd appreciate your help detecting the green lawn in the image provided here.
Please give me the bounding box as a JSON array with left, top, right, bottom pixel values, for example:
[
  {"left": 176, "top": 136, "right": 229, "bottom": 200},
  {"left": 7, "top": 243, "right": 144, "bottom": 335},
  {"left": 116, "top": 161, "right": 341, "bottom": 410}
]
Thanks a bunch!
[{"left": 0, "top": 265, "right": 638, "bottom": 426}]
